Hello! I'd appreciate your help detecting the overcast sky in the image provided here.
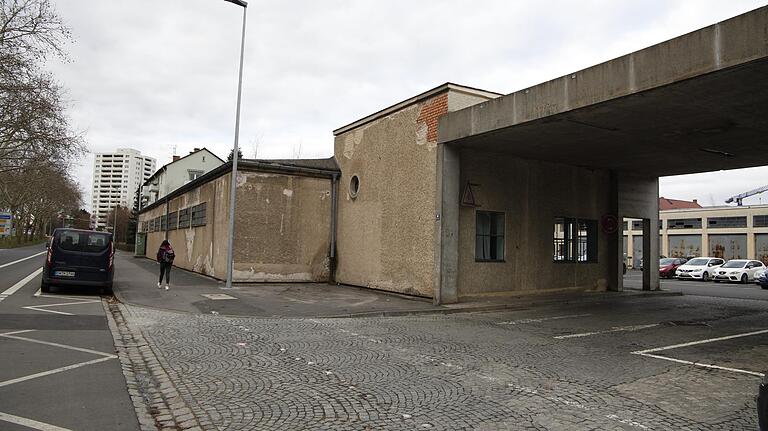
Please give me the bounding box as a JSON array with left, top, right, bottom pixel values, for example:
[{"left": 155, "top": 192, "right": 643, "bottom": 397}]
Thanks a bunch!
[{"left": 45, "top": 0, "right": 768, "bottom": 211}]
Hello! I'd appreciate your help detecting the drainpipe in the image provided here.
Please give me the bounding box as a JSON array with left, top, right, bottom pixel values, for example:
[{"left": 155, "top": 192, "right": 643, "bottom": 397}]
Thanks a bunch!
[
  {"left": 329, "top": 173, "right": 339, "bottom": 282},
  {"left": 759, "top": 375, "right": 767, "bottom": 430}
]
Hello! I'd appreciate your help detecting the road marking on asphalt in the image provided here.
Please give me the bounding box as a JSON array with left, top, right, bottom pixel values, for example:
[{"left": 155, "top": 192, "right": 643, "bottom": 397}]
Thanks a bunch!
[
  {"left": 554, "top": 324, "right": 659, "bottom": 339},
  {"left": 0, "top": 332, "right": 118, "bottom": 358},
  {"left": 0, "top": 330, "right": 117, "bottom": 389},
  {"left": 0, "top": 268, "right": 43, "bottom": 303},
  {"left": 0, "top": 356, "right": 115, "bottom": 389},
  {"left": 0, "top": 411, "right": 72, "bottom": 431},
  {"left": 0, "top": 250, "right": 46, "bottom": 269},
  {"left": 631, "top": 328, "right": 768, "bottom": 377},
  {"left": 497, "top": 313, "right": 591, "bottom": 325},
  {"left": 23, "top": 298, "right": 101, "bottom": 316}
]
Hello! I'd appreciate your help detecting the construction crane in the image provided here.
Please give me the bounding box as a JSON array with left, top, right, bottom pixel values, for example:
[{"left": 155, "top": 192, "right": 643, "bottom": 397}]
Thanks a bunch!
[{"left": 725, "top": 185, "right": 768, "bottom": 206}]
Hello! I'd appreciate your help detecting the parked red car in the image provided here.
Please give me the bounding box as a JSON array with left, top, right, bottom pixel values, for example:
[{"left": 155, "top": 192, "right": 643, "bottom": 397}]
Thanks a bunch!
[{"left": 659, "top": 257, "right": 687, "bottom": 278}]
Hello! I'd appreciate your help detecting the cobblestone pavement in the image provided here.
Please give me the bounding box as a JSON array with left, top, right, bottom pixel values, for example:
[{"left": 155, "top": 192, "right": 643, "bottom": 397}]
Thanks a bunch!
[{"left": 113, "top": 294, "right": 768, "bottom": 430}]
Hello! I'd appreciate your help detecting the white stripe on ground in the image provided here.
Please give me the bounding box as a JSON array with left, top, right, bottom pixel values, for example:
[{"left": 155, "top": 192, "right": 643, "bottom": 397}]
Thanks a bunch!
[
  {"left": 630, "top": 328, "right": 768, "bottom": 377},
  {"left": 1, "top": 267, "right": 43, "bottom": 296},
  {"left": 497, "top": 314, "right": 591, "bottom": 325},
  {"left": 633, "top": 328, "right": 768, "bottom": 354},
  {"left": 0, "top": 333, "right": 117, "bottom": 358},
  {"left": 634, "top": 352, "right": 764, "bottom": 377},
  {"left": 0, "top": 329, "right": 35, "bottom": 336},
  {"left": 0, "top": 251, "right": 46, "bottom": 269},
  {"left": 554, "top": 324, "right": 659, "bottom": 339},
  {"left": 22, "top": 306, "right": 74, "bottom": 316},
  {"left": 0, "top": 356, "right": 115, "bottom": 389},
  {"left": 0, "top": 411, "right": 72, "bottom": 431}
]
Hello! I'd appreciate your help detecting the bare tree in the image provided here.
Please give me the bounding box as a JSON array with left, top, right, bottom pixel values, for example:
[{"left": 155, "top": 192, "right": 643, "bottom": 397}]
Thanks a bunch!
[
  {"left": 291, "top": 141, "right": 303, "bottom": 159},
  {"left": 0, "top": 0, "right": 83, "bottom": 175},
  {"left": 249, "top": 132, "right": 263, "bottom": 159}
]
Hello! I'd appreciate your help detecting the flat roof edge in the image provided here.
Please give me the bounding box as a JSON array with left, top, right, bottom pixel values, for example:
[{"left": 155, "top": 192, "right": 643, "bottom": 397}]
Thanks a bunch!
[{"left": 333, "top": 82, "right": 501, "bottom": 136}]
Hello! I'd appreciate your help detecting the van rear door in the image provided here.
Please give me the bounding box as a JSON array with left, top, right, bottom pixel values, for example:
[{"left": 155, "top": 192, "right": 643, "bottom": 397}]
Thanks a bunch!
[{"left": 51, "top": 231, "right": 112, "bottom": 281}]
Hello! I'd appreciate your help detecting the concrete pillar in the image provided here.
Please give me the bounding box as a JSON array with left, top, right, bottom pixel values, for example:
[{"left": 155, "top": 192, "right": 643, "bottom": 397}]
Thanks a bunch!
[
  {"left": 436, "top": 144, "right": 460, "bottom": 304},
  {"left": 608, "top": 171, "right": 622, "bottom": 291},
  {"left": 642, "top": 215, "right": 660, "bottom": 290}
]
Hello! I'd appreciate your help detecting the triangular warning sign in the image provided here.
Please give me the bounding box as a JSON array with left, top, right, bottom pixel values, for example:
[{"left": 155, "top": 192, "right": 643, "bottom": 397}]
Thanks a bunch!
[{"left": 461, "top": 182, "right": 479, "bottom": 207}]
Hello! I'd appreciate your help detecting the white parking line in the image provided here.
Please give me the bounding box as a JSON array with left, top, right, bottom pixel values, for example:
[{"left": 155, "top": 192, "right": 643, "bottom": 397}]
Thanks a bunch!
[
  {"left": 0, "top": 411, "right": 72, "bottom": 431},
  {"left": 23, "top": 298, "right": 101, "bottom": 316},
  {"left": 1, "top": 268, "right": 43, "bottom": 296},
  {"left": 554, "top": 324, "right": 659, "bottom": 339},
  {"left": 497, "top": 314, "right": 591, "bottom": 325},
  {"left": 0, "top": 332, "right": 117, "bottom": 358},
  {"left": 631, "top": 328, "right": 768, "bottom": 377},
  {"left": 0, "top": 251, "right": 46, "bottom": 269},
  {"left": 0, "top": 356, "right": 115, "bottom": 389}
]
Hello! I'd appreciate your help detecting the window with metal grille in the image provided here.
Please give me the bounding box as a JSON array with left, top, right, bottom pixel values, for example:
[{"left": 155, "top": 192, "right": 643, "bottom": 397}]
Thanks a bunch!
[
  {"left": 178, "top": 208, "right": 190, "bottom": 228},
  {"left": 754, "top": 215, "right": 768, "bottom": 228},
  {"left": 553, "top": 217, "right": 598, "bottom": 263},
  {"left": 160, "top": 215, "right": 167, "bottom": 231},
  {"left": 667, "top": 218, "right": 702, "bottom": 229},
  {"left": 707, "top": 216, "right": 746, "bottom": 228},
  {"left": 168, "top": 211, "right": 178, "bottom": 230},
  {"left": 191, "top": 203, "right": 207, "bottom": 227},
  {"left": 475, "top": 211, "right": 504, "bottom": 261}
]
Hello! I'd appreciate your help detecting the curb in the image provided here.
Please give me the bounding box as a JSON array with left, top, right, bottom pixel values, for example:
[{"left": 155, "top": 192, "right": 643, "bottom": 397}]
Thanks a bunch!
[{"left": 103, "top": 299, "right": 215, "bottom": 430}]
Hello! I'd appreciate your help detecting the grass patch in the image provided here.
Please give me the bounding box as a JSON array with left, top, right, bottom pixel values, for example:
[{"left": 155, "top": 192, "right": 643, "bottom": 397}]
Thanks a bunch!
[{"left": 0, "top": 237, "right": 46, "bottom": 249}]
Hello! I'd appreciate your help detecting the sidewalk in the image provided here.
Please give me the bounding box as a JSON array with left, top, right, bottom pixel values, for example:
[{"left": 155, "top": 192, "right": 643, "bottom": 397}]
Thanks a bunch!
[{"left": 113, "top": 251, "right": 679, "bottom": 318}]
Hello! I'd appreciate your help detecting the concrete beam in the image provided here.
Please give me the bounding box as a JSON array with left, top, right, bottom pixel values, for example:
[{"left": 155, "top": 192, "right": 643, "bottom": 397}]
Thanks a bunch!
[
  {"left": 436, "top": 144, "right": 460, "bottom": 304},
  {"left": 439, "top": 6, "right": 767, "bottom": 144}
]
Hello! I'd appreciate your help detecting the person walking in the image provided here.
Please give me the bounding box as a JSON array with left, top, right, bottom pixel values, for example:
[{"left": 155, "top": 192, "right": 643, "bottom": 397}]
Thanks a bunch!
[{"left": 156, "top": 240, "right": 175, "bottom": 290}]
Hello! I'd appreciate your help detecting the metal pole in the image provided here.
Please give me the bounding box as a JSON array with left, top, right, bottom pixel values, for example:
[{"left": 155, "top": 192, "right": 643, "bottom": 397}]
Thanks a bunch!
[{"left": 225, "top": 3, "right": 247, "bottom": 288}]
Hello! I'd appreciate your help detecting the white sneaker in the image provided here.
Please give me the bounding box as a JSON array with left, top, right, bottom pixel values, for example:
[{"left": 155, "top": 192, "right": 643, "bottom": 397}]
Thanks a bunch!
[
  {"left": 164, "top": 284, "right": 169, "bottom": 291},
  {"left": 157, "top": 282, "right": 161, "bottom": 289}
]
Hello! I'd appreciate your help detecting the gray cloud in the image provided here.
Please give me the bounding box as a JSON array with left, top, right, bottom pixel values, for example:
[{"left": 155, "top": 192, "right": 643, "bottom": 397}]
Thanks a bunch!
[{"left": 43, "top": 0, "right": 768, "bottom": 210}]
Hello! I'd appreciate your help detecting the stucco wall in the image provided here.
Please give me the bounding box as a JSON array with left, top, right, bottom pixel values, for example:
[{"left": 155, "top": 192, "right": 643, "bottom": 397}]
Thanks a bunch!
[
  {"left": 334, "top": 95, "right": 447, "bottom": 297},
  {"left": 457, "top": 150, "right": 612, "bottom": 296},
  {"left": 141, "top": 172, "right": 230, "bottom": 279},
  {"left": 232, "top": 172, "right": 333, "bottom": 282}
]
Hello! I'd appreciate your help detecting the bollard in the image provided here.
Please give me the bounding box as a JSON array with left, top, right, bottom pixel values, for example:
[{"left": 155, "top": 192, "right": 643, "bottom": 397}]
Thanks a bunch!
[{"left": 760, "top": 376, "right": 768, "bottom": 431}]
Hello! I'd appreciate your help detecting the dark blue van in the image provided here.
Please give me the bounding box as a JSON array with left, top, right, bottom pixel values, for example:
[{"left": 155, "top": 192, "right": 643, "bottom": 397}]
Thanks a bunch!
[{"left": 42, "top": 228, "right": 114, "bottom": 294}]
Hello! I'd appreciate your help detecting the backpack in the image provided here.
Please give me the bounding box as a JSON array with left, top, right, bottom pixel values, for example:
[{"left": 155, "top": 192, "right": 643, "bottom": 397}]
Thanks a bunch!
[{"left": 162, "top": 248, "right": 175, "bottom": 263}]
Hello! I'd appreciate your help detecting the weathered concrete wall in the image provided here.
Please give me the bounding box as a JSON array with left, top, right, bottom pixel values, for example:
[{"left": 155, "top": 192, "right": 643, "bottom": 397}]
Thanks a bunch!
[
  {"left": 140, "top": 173, "right": 230, "bottom": 279},
  {"left": 334, "top": 94, "right": 447, "bottom": 297},
  {"left": 232, "top": 172, "right": 332, "bottom": 282},
  {"left": 457, "top": 151, "right": 612, "bottom": 296}
]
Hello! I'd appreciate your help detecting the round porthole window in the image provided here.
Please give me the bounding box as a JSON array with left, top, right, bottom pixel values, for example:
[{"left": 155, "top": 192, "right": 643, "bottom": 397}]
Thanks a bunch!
[{"left": 349, "top": 175, "right": 360, "bottom": 199}]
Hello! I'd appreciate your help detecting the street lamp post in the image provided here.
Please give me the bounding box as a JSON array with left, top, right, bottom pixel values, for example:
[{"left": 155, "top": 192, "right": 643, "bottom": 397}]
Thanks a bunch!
[{"left": 224, "top": 0, "right": 248, "bottom": 289}]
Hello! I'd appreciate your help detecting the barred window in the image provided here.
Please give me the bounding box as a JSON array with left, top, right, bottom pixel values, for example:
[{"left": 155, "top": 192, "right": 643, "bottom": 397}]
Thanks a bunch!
[
  {"left": 667, "top": 218, "right": 702, "bottom": 229},
  {"left": 154, "top": 217, "right": 161, "bottom": 232},
  {"left": 475, "top": 211, "right": 504, "bottom": 261},
  {"left": 554, "top": 217, "right": 598, "bottom": 263},
  {"left": 168, "top": 211, "right": 178, "bottom": 230},
  {"left": 754, "top": 215, "right": 768, "bottom": 228},
  {"left": 178, "top": 208, "right": 190, "bottom": 228},
  {"left": 707, "top": 216, "right": 746, "bottom": 228},
  {"left": 160, "top": 215, "right": 168, "bottom": 231},
  {"left": 191, "top": 203, "right": 207, "bottom": 227}
]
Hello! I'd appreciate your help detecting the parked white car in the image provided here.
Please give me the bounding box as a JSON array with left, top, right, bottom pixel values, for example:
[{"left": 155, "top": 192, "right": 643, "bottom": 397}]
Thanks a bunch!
[
  {"left": 675, "top": 257, "right": 725, "bottom": 281},
  {"left": 712, "top": 259, "right": 766, "bottom": 283}
]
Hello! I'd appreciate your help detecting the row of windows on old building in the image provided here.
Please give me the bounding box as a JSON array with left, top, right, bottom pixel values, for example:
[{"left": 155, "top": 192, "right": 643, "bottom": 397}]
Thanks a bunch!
[
  {"left": 141, "top": 203, "right": 207, "bottom": 233},
  {"left": 625, "top": 215, "right": 768, "bottom": 231},
  {"left": 475, "top": 211, "right": 599, "bottom": 263}
]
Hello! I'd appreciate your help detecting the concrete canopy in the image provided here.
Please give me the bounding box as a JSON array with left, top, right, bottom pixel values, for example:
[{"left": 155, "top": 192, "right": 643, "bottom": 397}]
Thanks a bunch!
[{"left": 438, "top": 6, "right": 768, "bottom": 177}]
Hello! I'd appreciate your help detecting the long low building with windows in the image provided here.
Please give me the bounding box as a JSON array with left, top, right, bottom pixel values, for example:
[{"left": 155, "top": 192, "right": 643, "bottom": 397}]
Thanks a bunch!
[{"left": 623, "top": 204, "right": 768, "bottom": 267}]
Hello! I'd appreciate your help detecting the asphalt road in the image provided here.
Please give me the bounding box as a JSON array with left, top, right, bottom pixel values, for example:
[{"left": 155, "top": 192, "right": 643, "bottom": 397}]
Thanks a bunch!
[
  {"left": 0, "top": 244, "right": 138, "bottom": 431},
  {"left": 624, "top": 269, "right": 768, "bottom": 301}
]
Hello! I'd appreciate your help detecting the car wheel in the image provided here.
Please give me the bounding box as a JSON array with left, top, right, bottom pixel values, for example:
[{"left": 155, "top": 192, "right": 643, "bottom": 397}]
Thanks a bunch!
[
  {"left": 713, "top": 280, "right": 720, "bottom": 283},
  {"left": 762, "top": 285, "right": 768, "bottom": 290},
  {"left": 41, "top": 281, "right": 50, "bottom": 293},
  {"left": 741, "top": 274, "right": 748, "bottom": 284},
  {"left": 702, "top": 272, "right": 709, "bottom": 282}
]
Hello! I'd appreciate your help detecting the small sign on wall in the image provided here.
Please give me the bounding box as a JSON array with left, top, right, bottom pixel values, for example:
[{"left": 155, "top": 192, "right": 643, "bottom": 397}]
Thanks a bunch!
[
  {"left": 601, "top": 214, "right": 618, "bottom": 234},
  {"left": 461, "top": 182, "right": 480, "bottom": 207}
]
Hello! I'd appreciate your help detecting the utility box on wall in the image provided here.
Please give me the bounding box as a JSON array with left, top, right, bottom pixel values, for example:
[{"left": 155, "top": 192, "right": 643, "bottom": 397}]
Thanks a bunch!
[{"left": 134, "top": 233, "right": 147, "bottom": 257}]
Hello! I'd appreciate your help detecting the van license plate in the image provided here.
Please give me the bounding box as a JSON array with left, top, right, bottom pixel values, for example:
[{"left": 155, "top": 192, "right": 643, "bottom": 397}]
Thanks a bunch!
[{"left": 54, "top": 271, "right": 75, "bottom": 277}]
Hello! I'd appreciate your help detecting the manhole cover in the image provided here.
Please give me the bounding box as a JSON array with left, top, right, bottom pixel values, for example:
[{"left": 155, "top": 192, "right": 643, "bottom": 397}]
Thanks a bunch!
[{"left": 201, "top": 294, "right": 237, "bottom": 300}]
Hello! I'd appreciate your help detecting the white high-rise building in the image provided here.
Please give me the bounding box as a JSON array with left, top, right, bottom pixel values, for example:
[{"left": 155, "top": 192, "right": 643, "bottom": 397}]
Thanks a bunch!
[{"left": 91, "top": 148, "right": 156, "bottom": 230}]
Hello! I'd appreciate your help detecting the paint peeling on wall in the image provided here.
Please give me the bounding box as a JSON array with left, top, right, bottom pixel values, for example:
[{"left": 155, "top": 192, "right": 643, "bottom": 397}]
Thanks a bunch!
[
  {"left": 283, "top": 189, "right": 293, "bottom": 197},
  {"left": 236, "top": 171, "right": 247, "bottom": 187},
  {"left": 185, "top": 228, "right": 195, "bottom": 262},
  {"left": 415, "top": 122, "right": 428, "bottom": 146}
]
